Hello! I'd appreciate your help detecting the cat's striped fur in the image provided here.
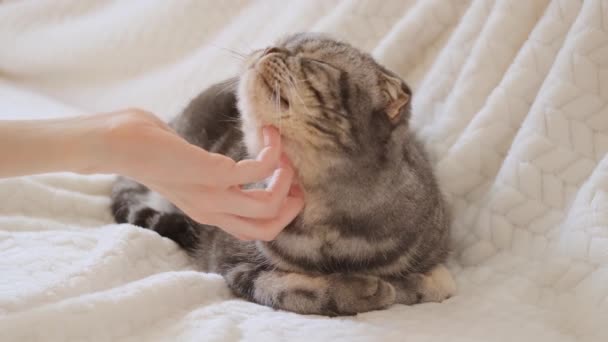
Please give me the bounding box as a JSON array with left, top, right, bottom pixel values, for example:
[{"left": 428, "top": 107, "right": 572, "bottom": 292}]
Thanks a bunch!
[{"left": 111, "top": 33, "right": 455, "bottom": 316}]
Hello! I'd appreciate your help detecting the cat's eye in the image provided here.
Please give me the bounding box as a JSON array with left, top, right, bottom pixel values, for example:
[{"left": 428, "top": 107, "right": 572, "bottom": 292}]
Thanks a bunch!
[{"left": 306, "top": 58, "right": 345, "bottom": 73}]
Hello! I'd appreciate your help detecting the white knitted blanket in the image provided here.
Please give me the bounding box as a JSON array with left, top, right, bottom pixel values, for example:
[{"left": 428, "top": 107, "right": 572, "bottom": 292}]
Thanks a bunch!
[{"left": 1, "top": 1, "right": 607, "bottom": 341}]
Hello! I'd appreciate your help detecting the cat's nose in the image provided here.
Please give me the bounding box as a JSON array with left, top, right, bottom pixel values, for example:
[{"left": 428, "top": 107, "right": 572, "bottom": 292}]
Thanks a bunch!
[{"left": 263, "top": 47, "right": 290, "bottom": 56}]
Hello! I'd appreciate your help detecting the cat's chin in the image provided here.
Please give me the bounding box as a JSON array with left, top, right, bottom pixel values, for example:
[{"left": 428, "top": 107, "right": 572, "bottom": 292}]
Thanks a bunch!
[
  {"left": 237, "top": 70, "right": 298, "bottom": 169},
  {"left": 237, "top": 93, "right": 280, "bottom": 158},
  {"left": 241, "top": 123, "right": 263, "bottom": 157}
]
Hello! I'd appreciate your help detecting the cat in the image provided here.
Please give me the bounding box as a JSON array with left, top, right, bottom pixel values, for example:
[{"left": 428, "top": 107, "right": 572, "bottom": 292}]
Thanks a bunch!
[{"left": 111, "top": 32, "right": 456, "bottom": 316}]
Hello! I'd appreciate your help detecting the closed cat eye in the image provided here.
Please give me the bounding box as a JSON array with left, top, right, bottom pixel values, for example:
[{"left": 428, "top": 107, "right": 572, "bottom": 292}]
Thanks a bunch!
[
  {"left": 307, "top": 58, "right": 331, "bottom": 67},
  {"left": 263, "top": 47, "right": 291, "bottom": 56},
  {"left": 306, "top": 58, "right": 344, "bottom": 73}
]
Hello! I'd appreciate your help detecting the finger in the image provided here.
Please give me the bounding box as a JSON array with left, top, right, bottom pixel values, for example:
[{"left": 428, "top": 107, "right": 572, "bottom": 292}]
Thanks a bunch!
[
  {"left": 200, "top": 213, "right": 247, "bottom": 240},
  {"left": 220, "top": 127, "right": 283, "bottom": 185},
  {"left": 288, "top": 183, "right": 303, "bottom": 197},
  {"left": 216, "top": 164, "right": 295, "bottom": 218},
  {"left": 277, "top": 156, "right": 303, "bottom": 197},
  {"left": 255, "top": 155, "right": 294, "bottom": 198},
  {"left": 203, "top": 127, "right": 282, "bottom": 187},
  {"left": 202, "top": 147, "right": 280, "bottom": 188},
  {"left": 261, "top": 126, "right": 281, "bottom": 149},
  {"left": 249, "top": 196, "right": 305, "bottom": 241},
  {"left": 210, "top": 196, "right": 304, "bottom": 241},
  {"left": 231, "top": 147, "right": 281, "bottom": 184},
  {"left": 243, "top": 155, "right": 295, "bottom": 202}
]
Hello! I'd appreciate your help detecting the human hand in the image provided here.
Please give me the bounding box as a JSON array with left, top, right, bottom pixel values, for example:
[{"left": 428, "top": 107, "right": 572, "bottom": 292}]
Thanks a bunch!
[{"left": 97, "top": 109, "right": 304, "bottom": 241}]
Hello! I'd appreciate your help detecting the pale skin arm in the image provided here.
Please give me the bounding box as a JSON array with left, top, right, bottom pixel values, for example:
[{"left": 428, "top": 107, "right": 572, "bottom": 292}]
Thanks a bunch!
[{"left": 0, "top": 109, "right": 304, "bottom": 241}]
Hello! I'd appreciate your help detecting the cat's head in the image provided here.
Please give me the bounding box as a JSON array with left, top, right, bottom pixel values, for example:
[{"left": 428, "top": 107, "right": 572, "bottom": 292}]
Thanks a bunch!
[{"left": 237, "top": 33, "right": 412, "bottom": 186}]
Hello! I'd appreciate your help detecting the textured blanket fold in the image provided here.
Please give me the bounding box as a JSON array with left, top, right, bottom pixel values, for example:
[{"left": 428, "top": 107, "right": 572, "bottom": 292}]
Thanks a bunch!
[{"left": 1, "top": 0, "right": 607, "bottom": 341}]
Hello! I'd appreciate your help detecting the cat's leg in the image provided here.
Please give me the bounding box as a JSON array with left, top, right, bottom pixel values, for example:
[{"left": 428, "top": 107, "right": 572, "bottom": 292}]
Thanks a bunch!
[
  {"left": 385, "top": 264, "right": 457, "bottom": 304},
  {"left": 223, "top": 264, "right": 396, "bottom": 316},
  {"left": 111, "top": 176, "right": 201, "bottom": 252}
]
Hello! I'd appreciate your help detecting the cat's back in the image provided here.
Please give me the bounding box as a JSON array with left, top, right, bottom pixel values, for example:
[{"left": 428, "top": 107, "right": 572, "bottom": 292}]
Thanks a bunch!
[{"left": 170, "top": 78, "right": 245, "bottom": 159}]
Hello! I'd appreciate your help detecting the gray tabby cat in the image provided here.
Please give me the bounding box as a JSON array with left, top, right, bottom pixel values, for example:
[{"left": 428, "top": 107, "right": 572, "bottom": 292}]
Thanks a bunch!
[{"left": 111, "top": 32, "right": 456, "bottom": 316}]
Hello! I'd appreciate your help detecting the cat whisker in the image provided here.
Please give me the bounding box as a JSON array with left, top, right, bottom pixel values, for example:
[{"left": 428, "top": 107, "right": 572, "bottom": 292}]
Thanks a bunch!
[
  {"left": 290, "top": 77, "right": 312, "bottom": 85},
  {"left": 235, "top": 37, "right": 255, "bottom": 54},
  {"left": 209, "top": 43, "right": 247, "bottom": 60},
  {"left": 277, "top": 82, "right": 282, "bottom": 134},
  {"left": 217, "top": 109, "right": 241, "bottom": 123},
  {"left": 228, "top": 55, "right": 245, "bottom": 63},
  {"left": 274, "top": 81, "right": 282, "bottom": 134},
  {"left": 216, "top": 78, "right": 239, "bottom": 95},
  {"left": 284, "top": 69, "right": 315, "bottom": 118},
  {"left": 218, "top": 117, "right": 240, "bottom": 124},
  {"left": 282, "top": 71, "right": 302, "bottom": 103},
  {"left": 265, "top": 80, "right": 277, "bottom": 121}
]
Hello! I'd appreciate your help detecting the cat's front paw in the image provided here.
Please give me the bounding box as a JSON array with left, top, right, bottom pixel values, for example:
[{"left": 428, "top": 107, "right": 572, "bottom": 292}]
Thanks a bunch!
[
  {"left": 328, "top": 274, "right": 396, "bottom": 315},
  {"left": 418, "top": 264, "right": 456, "bottom": 303}
]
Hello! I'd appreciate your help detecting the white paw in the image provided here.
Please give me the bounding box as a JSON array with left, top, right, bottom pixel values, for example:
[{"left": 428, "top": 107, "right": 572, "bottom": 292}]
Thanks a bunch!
[{"left": 420, "top": 264, "right": 457, "bottom": 302}]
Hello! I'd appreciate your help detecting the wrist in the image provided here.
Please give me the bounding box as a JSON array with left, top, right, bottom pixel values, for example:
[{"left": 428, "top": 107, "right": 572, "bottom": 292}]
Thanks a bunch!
[
  {"left": 66, "top": 112, "right": 133, "bottom": 176},
  {"left": 32, "top": 114, "right": 120, "bottom": 176},
  {"left": 64, "top": 116, "right": 110, "bottom": 175},
  {"left": 39, "top": 116, "right": 108, "bottom": 175},
  {"left": 82, "top": 109, "right": 167, "bottom": 179}
]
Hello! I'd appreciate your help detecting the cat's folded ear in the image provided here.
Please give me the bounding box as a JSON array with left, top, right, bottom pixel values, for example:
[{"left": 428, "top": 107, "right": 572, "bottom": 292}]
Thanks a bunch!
[{"left": 380, "top": 71, "right": 411, "bottom": 124}]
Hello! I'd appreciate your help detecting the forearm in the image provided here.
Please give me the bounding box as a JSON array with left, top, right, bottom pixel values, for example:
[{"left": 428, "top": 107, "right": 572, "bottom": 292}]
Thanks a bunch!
[{"left": 0, "top": 116, "right": 106, "bottom": 178}]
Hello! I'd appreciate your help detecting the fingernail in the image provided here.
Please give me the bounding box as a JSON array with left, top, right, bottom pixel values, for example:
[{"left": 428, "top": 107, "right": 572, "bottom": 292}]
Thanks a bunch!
[
  {"left": 262, "top": 127, "right": 271, "bottom": 146},
  {"left": 289, "top": 184, "right": 303, "bottom": 197},
  {"left": 278, "top": 154, "right": 290, "bottom": 168}
]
